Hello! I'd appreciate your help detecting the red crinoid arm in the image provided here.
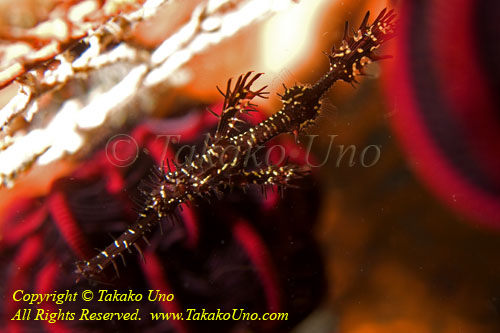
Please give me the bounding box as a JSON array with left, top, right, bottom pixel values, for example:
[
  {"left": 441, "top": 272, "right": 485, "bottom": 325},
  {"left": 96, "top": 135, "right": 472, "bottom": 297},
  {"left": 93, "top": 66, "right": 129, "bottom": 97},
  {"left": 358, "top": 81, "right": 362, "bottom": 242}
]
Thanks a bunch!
[
  {"left": 233, "top": 220, "right": 281, "bottom": 313},
  {"left": 48, "top": 190, "right": 94, "bottom": 260},
  {"left": 141, "top": 251, "right": 189, "bottom": 333}
]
